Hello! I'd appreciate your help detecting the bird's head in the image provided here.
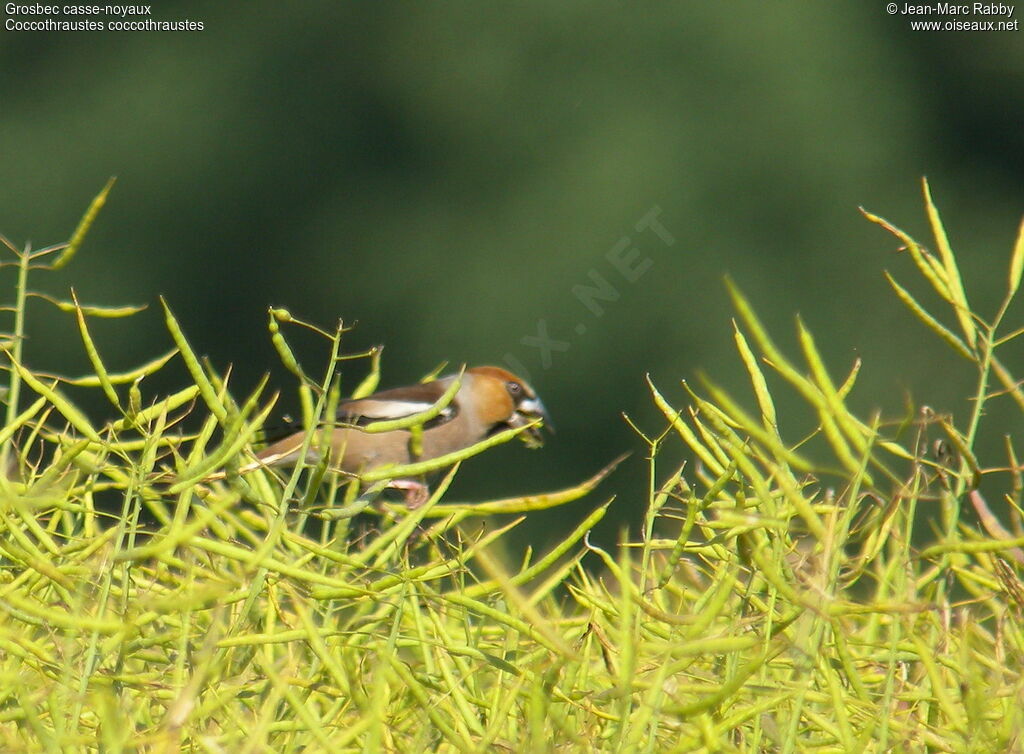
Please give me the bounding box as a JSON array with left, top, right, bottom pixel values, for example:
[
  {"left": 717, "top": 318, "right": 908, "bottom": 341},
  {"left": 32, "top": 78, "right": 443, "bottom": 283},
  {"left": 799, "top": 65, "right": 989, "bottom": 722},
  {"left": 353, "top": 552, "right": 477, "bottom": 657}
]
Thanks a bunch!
[{"left": 465, "top": 366, "right": 552, "bottom": 448}]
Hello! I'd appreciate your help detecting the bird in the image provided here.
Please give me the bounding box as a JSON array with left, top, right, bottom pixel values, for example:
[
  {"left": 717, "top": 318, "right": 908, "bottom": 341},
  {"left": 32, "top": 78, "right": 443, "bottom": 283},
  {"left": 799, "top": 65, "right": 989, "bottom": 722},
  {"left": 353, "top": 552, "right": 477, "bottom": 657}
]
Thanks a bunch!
[{"left": 253, "top": 366, "right": 551, "bottom": 507}]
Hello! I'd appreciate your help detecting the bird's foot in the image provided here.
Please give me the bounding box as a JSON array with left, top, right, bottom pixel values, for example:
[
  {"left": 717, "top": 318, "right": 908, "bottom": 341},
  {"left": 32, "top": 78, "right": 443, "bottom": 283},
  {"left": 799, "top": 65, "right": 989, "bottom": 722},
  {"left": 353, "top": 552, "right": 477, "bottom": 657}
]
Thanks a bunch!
[{"left": 387, "top": 479, "right": 431, "bottom": 509}]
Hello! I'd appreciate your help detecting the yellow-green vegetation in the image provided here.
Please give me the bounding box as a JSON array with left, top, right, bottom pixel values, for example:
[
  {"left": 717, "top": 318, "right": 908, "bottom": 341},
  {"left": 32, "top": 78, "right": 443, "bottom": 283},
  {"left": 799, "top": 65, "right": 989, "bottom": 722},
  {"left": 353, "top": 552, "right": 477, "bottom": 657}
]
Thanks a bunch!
[{"left": 1, "top": 181, "right": 1024, "bottom": 752}]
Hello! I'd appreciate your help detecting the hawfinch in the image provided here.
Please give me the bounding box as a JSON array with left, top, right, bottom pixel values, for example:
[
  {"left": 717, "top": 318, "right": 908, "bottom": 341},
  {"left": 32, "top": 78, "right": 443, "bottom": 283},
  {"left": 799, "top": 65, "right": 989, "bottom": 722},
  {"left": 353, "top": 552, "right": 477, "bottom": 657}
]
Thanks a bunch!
[{"left": 255, "top": 366, "right": 550, "bottom": 506}]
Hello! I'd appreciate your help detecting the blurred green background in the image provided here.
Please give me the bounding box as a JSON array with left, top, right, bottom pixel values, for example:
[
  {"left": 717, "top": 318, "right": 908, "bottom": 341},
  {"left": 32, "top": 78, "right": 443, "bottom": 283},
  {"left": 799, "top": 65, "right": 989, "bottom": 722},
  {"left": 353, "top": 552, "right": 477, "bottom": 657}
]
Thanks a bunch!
[{"left": 2, "top": 2, "right": 1023, "bottom": 546}]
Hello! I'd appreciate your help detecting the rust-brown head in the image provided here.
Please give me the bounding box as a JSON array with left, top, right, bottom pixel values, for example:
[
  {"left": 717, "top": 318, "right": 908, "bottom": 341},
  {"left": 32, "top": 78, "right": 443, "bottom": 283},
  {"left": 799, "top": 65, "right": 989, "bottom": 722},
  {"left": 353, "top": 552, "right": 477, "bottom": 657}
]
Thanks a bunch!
[{"left": 465, "top": 366, "right": 552, "bottom": 448}]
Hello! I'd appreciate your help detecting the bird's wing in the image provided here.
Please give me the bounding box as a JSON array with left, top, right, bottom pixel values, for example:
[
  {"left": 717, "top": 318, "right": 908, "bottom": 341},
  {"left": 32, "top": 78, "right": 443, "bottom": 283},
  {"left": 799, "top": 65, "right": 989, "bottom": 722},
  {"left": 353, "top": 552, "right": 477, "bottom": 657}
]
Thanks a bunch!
[{"left": 337, "top": 381, "right": 458, "bottom": 429}]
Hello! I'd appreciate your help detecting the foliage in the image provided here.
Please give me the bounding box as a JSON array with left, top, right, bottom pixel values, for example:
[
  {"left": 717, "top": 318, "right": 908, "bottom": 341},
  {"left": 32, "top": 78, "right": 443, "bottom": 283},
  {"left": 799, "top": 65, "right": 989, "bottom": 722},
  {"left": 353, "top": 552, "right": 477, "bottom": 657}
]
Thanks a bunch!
[{"left": 1, "top": 182, "right": 1023, "bottom": 751}]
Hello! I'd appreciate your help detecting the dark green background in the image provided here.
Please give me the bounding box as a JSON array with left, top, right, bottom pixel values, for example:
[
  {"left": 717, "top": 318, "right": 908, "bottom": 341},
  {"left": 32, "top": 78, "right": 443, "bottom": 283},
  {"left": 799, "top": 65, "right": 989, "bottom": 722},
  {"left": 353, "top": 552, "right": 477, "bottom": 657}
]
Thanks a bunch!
[{"left": 2, "top": 3, "right": 1022, "bottom": 545}]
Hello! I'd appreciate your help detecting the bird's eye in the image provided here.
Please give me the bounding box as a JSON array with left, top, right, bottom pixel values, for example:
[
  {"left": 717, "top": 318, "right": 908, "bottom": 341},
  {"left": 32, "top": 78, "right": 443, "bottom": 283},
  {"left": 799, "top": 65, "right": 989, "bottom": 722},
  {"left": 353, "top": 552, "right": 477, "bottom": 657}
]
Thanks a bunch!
[{"left": 506, "top": 381, "right": 523, "bottom": 396}]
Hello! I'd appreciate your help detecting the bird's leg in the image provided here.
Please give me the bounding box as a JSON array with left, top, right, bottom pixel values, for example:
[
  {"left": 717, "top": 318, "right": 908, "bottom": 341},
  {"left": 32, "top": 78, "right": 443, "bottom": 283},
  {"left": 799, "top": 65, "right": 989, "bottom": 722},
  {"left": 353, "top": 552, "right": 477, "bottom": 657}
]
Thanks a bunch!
[{"left": 387, "top": 479, "right": 431, "bottom": 509}]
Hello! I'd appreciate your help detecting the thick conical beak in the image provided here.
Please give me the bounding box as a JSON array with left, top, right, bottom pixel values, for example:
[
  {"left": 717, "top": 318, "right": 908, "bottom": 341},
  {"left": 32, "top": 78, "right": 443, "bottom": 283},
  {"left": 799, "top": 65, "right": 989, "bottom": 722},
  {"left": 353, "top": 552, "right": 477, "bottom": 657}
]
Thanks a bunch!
[
  {"left": 514, "top": 397, "right": 552, "bottom": 449},
  {"left": 518, "top": 397, "right": 553, "bottom": 433}
]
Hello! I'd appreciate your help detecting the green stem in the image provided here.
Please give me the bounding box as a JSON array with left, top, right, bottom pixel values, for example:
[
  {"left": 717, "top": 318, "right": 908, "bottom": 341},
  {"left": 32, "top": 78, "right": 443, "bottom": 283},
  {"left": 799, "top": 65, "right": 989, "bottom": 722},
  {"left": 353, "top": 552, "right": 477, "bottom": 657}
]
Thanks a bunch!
[{"left": 2, "top": 244, "right": 30, "bottom": 465}]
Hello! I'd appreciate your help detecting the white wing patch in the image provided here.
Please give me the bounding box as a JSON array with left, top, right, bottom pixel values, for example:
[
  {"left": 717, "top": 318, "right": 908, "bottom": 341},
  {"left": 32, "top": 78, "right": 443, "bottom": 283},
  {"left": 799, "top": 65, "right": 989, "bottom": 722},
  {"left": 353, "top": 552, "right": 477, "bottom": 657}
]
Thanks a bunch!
[{"left": 342, "top": 399, "right": 455, "bottom": 424}]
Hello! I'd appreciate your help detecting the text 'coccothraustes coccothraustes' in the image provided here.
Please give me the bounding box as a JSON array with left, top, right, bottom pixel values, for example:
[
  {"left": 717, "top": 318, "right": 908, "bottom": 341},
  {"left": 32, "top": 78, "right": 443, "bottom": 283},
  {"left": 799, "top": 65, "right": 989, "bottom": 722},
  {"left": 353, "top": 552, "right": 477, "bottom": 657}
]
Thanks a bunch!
[{"left": 254, "top": 366, "right": 550, "bottom": 507}]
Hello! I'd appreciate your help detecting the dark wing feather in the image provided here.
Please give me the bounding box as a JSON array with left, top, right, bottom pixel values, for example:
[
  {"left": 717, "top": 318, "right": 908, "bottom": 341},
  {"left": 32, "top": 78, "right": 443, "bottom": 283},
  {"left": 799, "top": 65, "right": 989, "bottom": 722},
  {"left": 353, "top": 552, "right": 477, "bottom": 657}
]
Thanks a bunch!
[
  {"left": 337, "top": 381, "right": 458, "bottom": 429},
  {"left": 261, "top": 380, "right": 458, "bottom": 444}
]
